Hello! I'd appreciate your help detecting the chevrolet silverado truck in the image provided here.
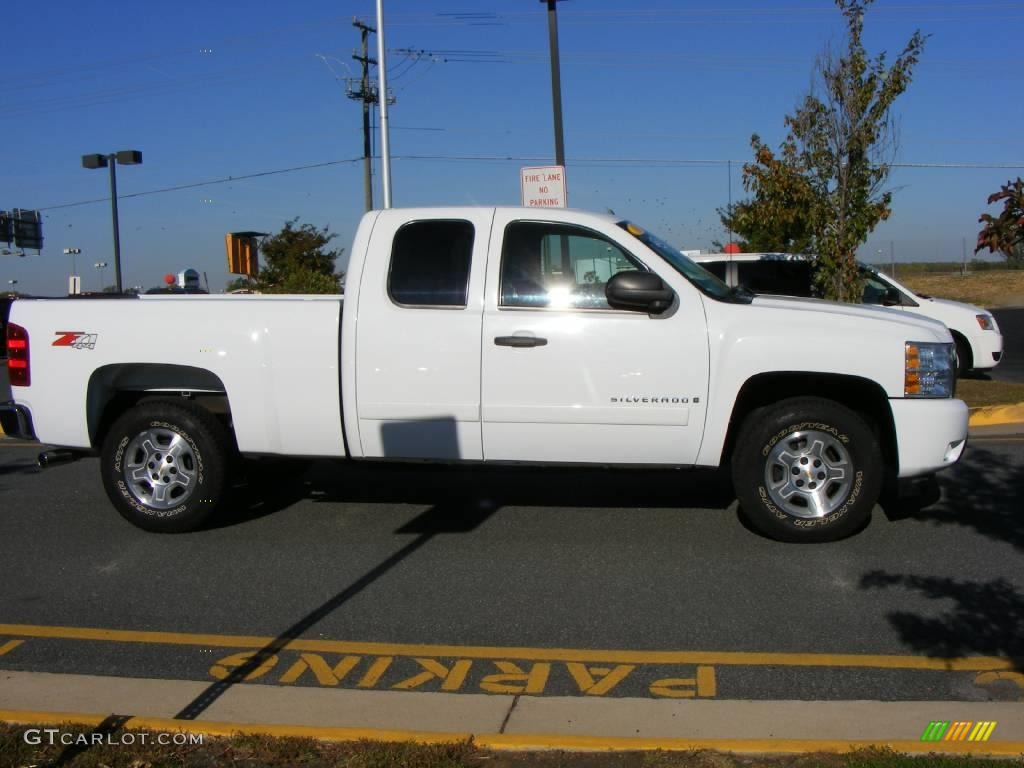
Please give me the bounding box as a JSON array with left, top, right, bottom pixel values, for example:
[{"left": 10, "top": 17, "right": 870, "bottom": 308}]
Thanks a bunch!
[{"left": 0, "top": 207, "right": 968, "bottom": 542}]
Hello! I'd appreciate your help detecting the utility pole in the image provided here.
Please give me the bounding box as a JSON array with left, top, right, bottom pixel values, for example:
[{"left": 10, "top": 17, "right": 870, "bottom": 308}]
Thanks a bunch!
[
  {"left": 541, "top": 0, "right": 566, "bottom": 168},
  {"left": 350, "top": 19, "right": 376, "bottom": 212},
  {"left": 376, "top": 0, "right": 393, "bottom": 208},
  {"left": 727, "top": 160, "right": 733, "bottom": 247},
  {"left": 890, "top": 241, "right": 895, "bottom": 279}
]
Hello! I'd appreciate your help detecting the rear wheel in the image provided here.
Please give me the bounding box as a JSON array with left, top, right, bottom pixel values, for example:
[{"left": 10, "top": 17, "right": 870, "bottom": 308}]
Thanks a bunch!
[
  {"left": 100, "top": 399, "right": 230, "bottom": 532},
  {"left": 731, "top": 397, "right": 882, "bottom": 542}
]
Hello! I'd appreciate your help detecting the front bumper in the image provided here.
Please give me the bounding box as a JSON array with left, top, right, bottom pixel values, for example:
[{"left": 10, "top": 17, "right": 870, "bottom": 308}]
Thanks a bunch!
[
  {"left": 890, "top": 397, "right": 968, "bottom": 478},
  {"left": 969, "top": 330, "right": 1004, "bottom": 370},
  {"left": 0, "top": 401, "right": 36, "bottom": 440}
]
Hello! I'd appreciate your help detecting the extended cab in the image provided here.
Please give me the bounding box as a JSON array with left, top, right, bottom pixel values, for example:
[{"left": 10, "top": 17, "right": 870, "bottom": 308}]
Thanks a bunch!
[
  {"left": 691, "top": 252, "right": 1003, "bottom": 376},
  {"left": 1, "top": 208, "right": 969, "bottom": 542}
]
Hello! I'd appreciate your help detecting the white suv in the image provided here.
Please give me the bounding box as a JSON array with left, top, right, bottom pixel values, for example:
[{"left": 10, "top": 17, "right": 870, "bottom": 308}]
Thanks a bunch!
[{"left": 692, "top": 252, "right": 1003, "bottom": 375}]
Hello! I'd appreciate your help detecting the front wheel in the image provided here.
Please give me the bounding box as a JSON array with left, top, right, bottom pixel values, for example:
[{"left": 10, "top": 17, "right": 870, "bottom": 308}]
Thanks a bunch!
[
  {"left": 731, "top": 397, "right": 882, "bottom": 542},
  {"left": 100, "top": 399, "right": 231, "bottom": 532}
]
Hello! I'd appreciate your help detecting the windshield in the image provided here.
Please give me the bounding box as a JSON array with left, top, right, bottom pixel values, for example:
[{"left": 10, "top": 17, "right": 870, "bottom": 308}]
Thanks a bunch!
[{"left": 617, "top": 221, "right": 737, "bottom": 301}]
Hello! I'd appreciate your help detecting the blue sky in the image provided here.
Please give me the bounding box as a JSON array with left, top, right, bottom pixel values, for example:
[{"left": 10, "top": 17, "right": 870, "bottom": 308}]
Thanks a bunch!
[{"left": 1, "top": 0, "right": 1022, "bottom": 295}]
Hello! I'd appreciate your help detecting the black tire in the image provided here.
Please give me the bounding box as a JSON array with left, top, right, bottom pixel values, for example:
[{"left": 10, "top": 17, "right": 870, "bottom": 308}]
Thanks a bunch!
[
  {"left": 100, "top": 399, "right": 230, "bottom": 532},
  {"left": 953, "top": 335, "right": 971, "bottom": 378},
  {"left": 731, "top": 397, "right": 882, "bottom": 543}
]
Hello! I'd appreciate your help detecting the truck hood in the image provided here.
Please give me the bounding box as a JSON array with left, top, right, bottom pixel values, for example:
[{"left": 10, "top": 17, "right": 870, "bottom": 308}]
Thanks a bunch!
[{"left": 748, "top": 294, "right": 950, "bottom": 339}]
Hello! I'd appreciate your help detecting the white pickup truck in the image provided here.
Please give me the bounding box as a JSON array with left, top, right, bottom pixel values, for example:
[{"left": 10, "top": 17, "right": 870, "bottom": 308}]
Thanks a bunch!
[{"left": 1, "top": 207, "right": 968, "bottom": 542}]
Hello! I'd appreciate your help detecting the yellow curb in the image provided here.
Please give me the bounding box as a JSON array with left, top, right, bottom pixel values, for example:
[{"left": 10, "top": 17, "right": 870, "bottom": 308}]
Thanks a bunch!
[
  {"left": 968, "top": 402, "right": 1024, "bottom": 427},
  {"left": 1, "top": 709, "right": 1023, "bottom": 757}
]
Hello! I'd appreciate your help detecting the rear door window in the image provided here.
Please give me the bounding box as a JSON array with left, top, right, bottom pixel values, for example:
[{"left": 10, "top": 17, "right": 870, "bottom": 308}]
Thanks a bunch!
[
  {"left": 736, "top": 260, "right": 815, "bottom": 297},
  {"left": 388, "top": 220, "right": 474, "bottom": 307},
  {"left": 700, "top": 262, "right": 728, "bottom": 281}
]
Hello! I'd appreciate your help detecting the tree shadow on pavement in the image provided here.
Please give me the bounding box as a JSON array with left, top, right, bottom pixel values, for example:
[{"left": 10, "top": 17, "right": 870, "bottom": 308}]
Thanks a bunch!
[
  {"left": 213, "top": 459, "right": 737, "bottom": 530},
  {"left": 860, "top": 570, "right": 1024, "bottom": 673},
  {"left": 887, "top": 443, "right": 1024, "bottom": 552},
  {"left": 861, "top": 443, "right": 1024, "bottom": 675}
]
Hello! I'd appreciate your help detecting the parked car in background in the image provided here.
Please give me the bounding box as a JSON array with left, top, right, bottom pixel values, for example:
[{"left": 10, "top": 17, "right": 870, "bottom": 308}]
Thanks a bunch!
[{"left": 691, "top": 252, "right": 1003, "bottom": 376}]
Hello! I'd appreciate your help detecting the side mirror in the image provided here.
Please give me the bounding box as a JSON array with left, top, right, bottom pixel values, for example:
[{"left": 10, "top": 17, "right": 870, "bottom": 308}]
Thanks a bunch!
[
  {"left": 881, "top": 287, "right": 902, "bottom": 307},
  {"left": 605, "top": 271, "right": 675, "bottom": 315}
]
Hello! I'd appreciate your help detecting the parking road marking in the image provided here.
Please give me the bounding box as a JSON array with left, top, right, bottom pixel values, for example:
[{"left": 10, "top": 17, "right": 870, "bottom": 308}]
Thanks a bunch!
[
  {"left": 0, "top": 640, "right": 24, "bottom": 656},
  {"left": 0, "top": 622, "right": 1014, "bottom": 672}
]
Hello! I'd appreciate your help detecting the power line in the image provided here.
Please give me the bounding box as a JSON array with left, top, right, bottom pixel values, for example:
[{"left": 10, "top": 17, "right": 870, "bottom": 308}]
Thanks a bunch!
[
  {"left": 38, "top": 157, "right": 363, "bottom": 211},
  {"left": 35, "top": 155, "right": 1024, "bottom": 212}
]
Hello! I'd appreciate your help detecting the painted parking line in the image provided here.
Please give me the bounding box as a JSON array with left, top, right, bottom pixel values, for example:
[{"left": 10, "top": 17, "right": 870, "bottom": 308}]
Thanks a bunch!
[
  {"left": 0, "top": 623, "right": 1014, "bottom": 671},
  {"left": 1, "top": 623, "right": 1021, "bottom": 702},
  {"left": 0, "top": 639, "right": 24, "bottom": 656}
]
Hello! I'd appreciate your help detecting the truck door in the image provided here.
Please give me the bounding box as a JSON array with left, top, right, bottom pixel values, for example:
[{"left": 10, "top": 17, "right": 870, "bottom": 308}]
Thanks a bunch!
[
  {"left": 354, "top": 209, "right": 493, "bottom": 459},
  {"left": 481, "top": 213, "right": 709, "bottom": 464}
]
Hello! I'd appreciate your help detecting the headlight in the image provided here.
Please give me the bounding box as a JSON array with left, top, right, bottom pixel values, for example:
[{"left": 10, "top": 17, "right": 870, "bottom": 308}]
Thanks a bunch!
[
  {"left": 905, "top": 342, "right": 955, "bottom": 398},
  {"left": 976, "top": 314, "right": 995, "bottom": 331}
]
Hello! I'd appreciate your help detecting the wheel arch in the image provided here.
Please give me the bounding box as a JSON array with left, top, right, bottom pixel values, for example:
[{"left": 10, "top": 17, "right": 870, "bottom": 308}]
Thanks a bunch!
[
  {"left": 721, "top": 371, "right": 897, "bottom": 475},
  {"left": 87, "top": 363, "right": 230, "bottom": 448},
  {"left": 949, "top": 329, "right": 973, "bottom": 372}
]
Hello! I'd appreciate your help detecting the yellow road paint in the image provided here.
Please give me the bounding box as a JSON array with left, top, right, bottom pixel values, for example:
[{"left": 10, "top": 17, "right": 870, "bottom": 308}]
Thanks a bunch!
[
  {"left": 206, "top": 651, "right": 678, "bottom": 698},
  {"left": 648, "top": 665, "right": 717, "bottom": 699},
  {"left": 208, "top": 651, "right": 278, "bottom": 682},
  {"left": 280, "top": 654, "right": 361, "bottom": 686},
  {"left": 480, "top": 661, "right": 551, "bottom": 694},
  {"left": 975, "top": 670, "right": 1024, "bottom": 692},
  {"left": 0, "top": 639, "right": 24, "bottom": 656},
  {"left": 0, "top": 622, "right": 1014, "bottom": 672},
  {"left": 2, "top": 708, "right": 1023, "bottom": 756},
  {"left": 565, "top": 663, "right": 635, "bottom": 696},
  {"left": 357, "top": 656, "right": 392, "bottom": 688},
  {"left": 392, "top": 659, "right": 473, "bottom": 692}
]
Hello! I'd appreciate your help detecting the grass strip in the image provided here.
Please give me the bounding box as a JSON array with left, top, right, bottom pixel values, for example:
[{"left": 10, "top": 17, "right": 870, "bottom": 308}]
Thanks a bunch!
[{"left": 2, "top": 723, "right": 1021, "bottom": 768}]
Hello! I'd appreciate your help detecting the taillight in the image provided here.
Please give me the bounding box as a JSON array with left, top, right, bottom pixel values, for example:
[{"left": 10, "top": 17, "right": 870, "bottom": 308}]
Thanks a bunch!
[{"left": 7, "top": 323, "right": 30, "bottom": 386}]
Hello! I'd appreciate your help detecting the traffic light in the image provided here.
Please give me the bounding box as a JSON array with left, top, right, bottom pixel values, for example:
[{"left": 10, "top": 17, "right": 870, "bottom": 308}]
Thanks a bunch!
[
  {"left": 225, "top": 233, "right": 260, "bottom": 276},
  {"left": 13, "top": 209, "right": 43, "bottom": 251}
]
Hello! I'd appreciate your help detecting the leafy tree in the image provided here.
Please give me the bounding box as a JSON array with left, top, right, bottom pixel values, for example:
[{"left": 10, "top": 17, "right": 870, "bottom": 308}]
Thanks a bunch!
[
  {"left": 718, "top": 136, "right": 816, "bottom": 254},
  {"left": 976, "top": 178, "right": 1024, "bottom": 264},
  {"left": 224, "top": 276, "right": 252, "bottom": 293},
  {"left": 255, "top": 218, "right": 344, "bottom": 294},
  {"left": 720, "top": 0, "right": 926, "bottom": 301}
]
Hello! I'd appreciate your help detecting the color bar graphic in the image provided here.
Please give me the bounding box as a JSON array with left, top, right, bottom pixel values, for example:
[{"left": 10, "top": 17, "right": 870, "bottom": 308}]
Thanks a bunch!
[{"left": 921, "top": 721, "right": 997, "bottom": 742}]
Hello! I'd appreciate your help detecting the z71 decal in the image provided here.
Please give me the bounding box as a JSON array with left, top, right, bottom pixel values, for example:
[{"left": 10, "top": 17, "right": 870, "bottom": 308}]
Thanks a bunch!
[{"left": 52, "top": 331, "right": 98, "bottom": 350}]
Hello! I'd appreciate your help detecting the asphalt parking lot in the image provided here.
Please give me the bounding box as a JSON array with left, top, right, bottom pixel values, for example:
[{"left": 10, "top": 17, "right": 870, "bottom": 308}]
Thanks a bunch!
[{"left": 1, "top": 435, "right": 1023, "bottom": 708}]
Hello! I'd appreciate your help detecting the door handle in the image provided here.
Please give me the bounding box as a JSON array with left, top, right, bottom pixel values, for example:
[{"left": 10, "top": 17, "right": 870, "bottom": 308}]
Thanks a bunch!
[{"left": 494, "top": 335, "right": 548, "bottom": 348}]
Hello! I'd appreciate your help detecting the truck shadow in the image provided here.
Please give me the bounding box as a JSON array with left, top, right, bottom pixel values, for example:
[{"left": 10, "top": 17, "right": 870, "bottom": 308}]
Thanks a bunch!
[{"left": 214, "top": 459, "right": 737, "bottom": 530}]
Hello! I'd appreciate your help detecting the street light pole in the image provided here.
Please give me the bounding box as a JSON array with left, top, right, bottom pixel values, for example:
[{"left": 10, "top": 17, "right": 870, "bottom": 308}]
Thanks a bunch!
[
  {"left": 82, "top": 150, "right": 142, "bottom": 294},
  {"left": 94, "top": 261, "right": 108, "bottom": 292},
  {"left": 108, "top": 160, "right": 122, "bottom": 292}
]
